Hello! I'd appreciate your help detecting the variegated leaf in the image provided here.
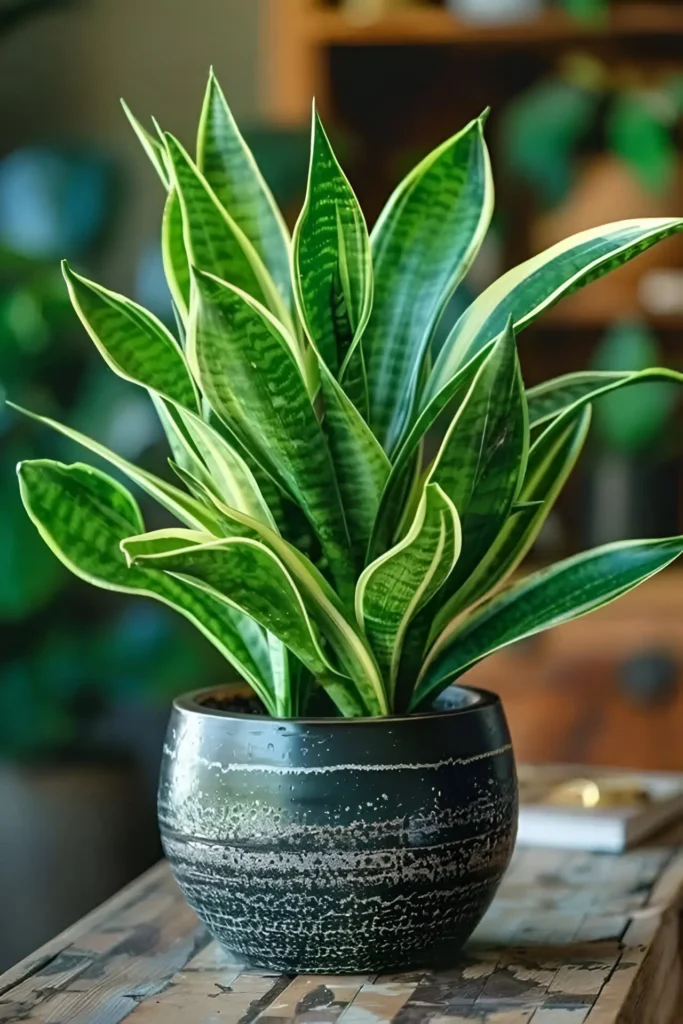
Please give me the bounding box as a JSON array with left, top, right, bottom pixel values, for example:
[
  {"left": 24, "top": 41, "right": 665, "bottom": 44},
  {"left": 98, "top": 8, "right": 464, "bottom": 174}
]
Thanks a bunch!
[
  {"left": 197, "top": 68, "right": 293, "bottom": 316},
  {"left": 163, "top": 132, "right": 292, "bottom": 329},
  {"left": 528, "top": 367, "right": 683, "bottom": 429},
  {"left": 121, "top": 100, "right": 169, "bottom": 187},
  {"left": 62, "top": 262, "right": 198, "bottom": 410},
  {"left": 162, "top": 189, "right": 192, "bottom": 321},
  {"left": 17, "top": 460, "right": 275, "bottom": 711},
  {"left": 367, "top": 343, "right": 492, "bottom": 562},
  {"left": 169, "top": 460, "right": 388, "bottom": 716},
  {"left": 364, "top": 113, "right": 493, "bottom": 453},
  {"left": 293, "top": 108, "right": 373, "bottom": 376},
  {"left": 188, "top": 270, "right": 355, "bottom": 599},
  {"left": 415, "top": 534, "right": 683, "bottom": 709},
  {"left": 429, "top": 217, "right": 683, "bottom": 396},
  {"left": 9, "top": 403, "right": 218, "bottom": 535},
  {"left": 124, "top": 532, "right": 373, "bottom": 717},
  {"left": 319, "top": 365, "right": 390, "bottom": 557},
  {"left": 425, "top": 320, "right": 528, "bottom": 599},
  {"left": 429, "top": 405, "right": 592, "bottom": 640},
  {"left": 356, "top": 483, "right": 460, "bottom": 695}
]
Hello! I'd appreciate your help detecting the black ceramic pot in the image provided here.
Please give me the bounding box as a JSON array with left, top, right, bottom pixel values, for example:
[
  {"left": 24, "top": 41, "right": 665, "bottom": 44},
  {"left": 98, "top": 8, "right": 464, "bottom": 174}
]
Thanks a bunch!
[{"left": 158, "top": 684, "right": 517, "bottom": 974}]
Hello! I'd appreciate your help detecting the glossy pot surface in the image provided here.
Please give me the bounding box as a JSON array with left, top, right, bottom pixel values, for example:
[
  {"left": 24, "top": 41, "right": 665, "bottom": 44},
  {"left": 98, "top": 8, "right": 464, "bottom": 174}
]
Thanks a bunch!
[{"left": 158, "top": 685, "right": 517, "bottom": 973}]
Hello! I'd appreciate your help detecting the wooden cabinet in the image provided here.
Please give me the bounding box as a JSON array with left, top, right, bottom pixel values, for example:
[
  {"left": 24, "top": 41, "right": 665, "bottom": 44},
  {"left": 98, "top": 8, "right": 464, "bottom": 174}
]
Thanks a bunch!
[{"left": 465, "top": 569, "right": 683, "bottom": 771}]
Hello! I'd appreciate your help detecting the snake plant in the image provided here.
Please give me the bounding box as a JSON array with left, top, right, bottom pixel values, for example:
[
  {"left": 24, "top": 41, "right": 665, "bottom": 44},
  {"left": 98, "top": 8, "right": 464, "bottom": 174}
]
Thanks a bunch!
[{"left": 12, "top": 71, "right": 683, "bottom": 717}]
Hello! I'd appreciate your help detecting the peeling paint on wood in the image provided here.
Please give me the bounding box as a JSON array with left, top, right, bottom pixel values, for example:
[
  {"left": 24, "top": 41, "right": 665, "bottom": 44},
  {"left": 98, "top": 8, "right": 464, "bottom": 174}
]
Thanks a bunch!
[{"left": 1, "top": 819, "right": 683, "bottom": 1022}]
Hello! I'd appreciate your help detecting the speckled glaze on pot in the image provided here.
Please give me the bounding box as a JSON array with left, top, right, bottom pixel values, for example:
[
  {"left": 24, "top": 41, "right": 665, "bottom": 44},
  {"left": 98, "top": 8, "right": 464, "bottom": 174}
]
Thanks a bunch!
[{"left": 158, "top": 685, "right": 517, "bottom": 974}]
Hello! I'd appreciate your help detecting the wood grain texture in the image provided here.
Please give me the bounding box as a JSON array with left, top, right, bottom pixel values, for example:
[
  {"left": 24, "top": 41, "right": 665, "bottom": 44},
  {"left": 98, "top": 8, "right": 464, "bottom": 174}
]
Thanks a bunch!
[{"left": 2, "top": 801, "right": 683, "bottom": 1021}]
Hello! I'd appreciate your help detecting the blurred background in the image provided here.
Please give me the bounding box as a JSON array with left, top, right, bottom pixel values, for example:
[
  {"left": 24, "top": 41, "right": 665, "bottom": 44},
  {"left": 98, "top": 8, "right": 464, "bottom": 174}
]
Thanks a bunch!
[{"left": 2, "top": 0, "right": 683, "bottom": 970}]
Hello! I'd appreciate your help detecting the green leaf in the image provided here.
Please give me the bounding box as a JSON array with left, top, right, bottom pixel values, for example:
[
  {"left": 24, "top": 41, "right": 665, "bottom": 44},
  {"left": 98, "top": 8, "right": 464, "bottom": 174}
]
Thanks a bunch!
[
  {"left": 368, "top": 343, "right": 492, "bottom": 561},
  {"left": 121, "top": 100, "right": 170, "bottom": 187},
  {"left": 197, "top": 68, "right": 293, "bottom": 317},
  {"left": 395, "top": 323, "right": 528, "bottom": 685},
  {"left": 425, "top": 321, "right": 528, "bottom": 599},
  {"left": 607, "top": 92, "right": 676, "bottom": 195},
  {"left": 293, "top": 108, "right": 373, "bottom": 376},
  {"left": 415, "top": 534, "right": 683, "bottom": 709},
  {"left": 364, "top": 113, "right": 493, "bottom": 453},
  {"left": 163, "top": 132, "right": 291, "bottom": 329},
  {"left": 431, "top": 405, "right": 592, "bottom": 636},
  {"left": 528, "top": 368, "right": 683, "bottom": 429},
  {"left": 168, "top": 463, "right": 388, "bottom": 716},
  {"left": 150, "top": 393, "right": 205, "bottom": 477},
  {"left": 319, "top": 365, "right": 390, "bottom": 556},
  {"left": 178, "top": 407, "right": 277, "bottom": 530},
  {"left": 499, "top": 79, "right": 598, "bottom": 208},
  {"left": 188, "top": 270, "right": 354, "bottom": 599},
  {"left": 561, "top": 0, "right": 608, "bottom": 23},
  {"left": 511, "top": 500, "right": 544, "bottom": 514},
  {"left": 124, "top": 532, "right": 371, "bottom": 717},
  {"left": 356, "top": 483, "right": 460, "bottom": 696},
  {"left": 62, "top": 262, "right": 198, "bottom": 411},
  {"left": 429, "top": 218, "right": 683, "bottom": 395},
  {"left": 8, "top": 403, "right": 219, "bottom": 535},
  {"left": 162, "top": 189, "right": 192, "bottom": 321},
  {"left": 590, "top": 322, "right": 679, "bottom": 453},
  {"left": 17, "top": 460, "right": 276, "bottom": 712}
]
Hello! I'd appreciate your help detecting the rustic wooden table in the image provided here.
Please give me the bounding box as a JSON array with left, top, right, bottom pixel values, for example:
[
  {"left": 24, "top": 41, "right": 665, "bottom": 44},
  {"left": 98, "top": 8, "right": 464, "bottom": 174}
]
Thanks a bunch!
[{"left": 2, "top": 829, "right": 683, "bottom": 1023}]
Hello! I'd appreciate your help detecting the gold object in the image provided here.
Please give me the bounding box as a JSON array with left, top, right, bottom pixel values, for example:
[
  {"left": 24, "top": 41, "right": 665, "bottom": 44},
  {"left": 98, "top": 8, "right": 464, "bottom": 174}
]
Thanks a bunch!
[{"left": 548, "top": 777, "right": 652, "bottom": 809}]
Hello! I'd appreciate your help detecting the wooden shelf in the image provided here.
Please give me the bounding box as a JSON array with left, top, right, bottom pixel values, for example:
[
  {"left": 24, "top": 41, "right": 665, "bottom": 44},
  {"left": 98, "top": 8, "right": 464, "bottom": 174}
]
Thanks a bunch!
[
  {"left": 307, "top": 4, "right": 683, "bottom": 46},
  {"left": 259, "top": 0, "right": 683, "bottom": 123}
]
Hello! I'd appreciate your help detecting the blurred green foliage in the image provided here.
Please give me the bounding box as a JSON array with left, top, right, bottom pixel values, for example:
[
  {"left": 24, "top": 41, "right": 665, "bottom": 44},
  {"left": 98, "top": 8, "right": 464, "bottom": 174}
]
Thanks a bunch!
[
  {"left": 500, "top": 78, "right": 599, "bottom": 208},
  {"left": 591, "top": 320, "right": 679, "bottom": 455},
  {"left": 559, "top": 0, "right": 607, "bottom": 24},
  {"left": 500, "top": 56, "right": 681, "bottom": 208}
]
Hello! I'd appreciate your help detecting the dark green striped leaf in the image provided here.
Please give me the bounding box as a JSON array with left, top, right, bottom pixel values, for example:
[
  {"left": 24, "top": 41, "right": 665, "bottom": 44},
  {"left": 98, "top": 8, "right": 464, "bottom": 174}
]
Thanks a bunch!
[
  {"left": 127, "top": 481, "right": 386, "bottom": 717},
  {"left": 364, "top": 114, "right": 493, "bottom": 453},
  {"left": 415, "top": 534, "right": 683, "bottom": 709},
  {"left": 197, "top": 68, "right": 293, "bottom": 316},
  {"left": 62, "top": 262, "right": 198, "bottom": 411},
  {"left": 163, "top": 132, "right": 291, "bottom": 329},
  {"left": 17, "top": 460, "right": 276, "bottom": 711},
  {"left": 150, "top": 393, "right": 206, "bottom": 478},
  {"left": 188, "top": 270, "right": 354, "bottom": 598},
  {"left": 121, "top": 100, "right": 169, "bottom": 187},
  {"left": 367, "top": 343, "right": 491, "bottom": 562},
  {"left": 395, "top": 323, "right": 527, "bottom": 686},
  {"left": 319, "top": 365, "right": 390, "bottom": 557},
  {"left": 426, "top": 321, "right": 528, "bottom": 599},
  {"left": 9, "top": 403, "right": 218, "bottom": 535},
  {"left": 430, "top": 405, "right": 592, "bottom": 640},
  {"left": 125, "top": 532, "right": 372, "bottom": 717},
  {"left": 528, "top": 367, "right": 683, "bottom": 429},
  {"left": 429, "top": 217, "right": 683, "bottom": 396},
  {"left": 162, "top": 189, "right": 192, "bottom": 321},
  {"left": 178, "top": 407, "right": 277, "bottom": 530},
  {"left": 356, "top": 483, "right": 460, "bottom": 695},
  {"left": 293, "top": 109, "right": 373, "bottom": 376}
]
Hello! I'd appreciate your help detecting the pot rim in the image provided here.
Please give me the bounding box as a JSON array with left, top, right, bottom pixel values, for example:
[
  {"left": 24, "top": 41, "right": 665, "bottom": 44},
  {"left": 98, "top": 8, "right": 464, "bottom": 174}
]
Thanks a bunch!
[{"left": 173, "top": 683, "right": 500, "bottom": 725}]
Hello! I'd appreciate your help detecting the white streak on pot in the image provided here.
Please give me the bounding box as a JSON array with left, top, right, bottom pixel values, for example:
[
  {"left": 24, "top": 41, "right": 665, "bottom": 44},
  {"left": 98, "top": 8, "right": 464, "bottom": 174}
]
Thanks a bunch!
[{"left": 189, "top": 743, "right": 513, "bottom": 776}]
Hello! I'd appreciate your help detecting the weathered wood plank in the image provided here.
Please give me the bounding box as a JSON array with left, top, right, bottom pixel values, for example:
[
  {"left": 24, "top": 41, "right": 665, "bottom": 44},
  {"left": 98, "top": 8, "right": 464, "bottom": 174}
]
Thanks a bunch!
[{"left": 1, "top": 793, "right": 683, "bottom": 1022}]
